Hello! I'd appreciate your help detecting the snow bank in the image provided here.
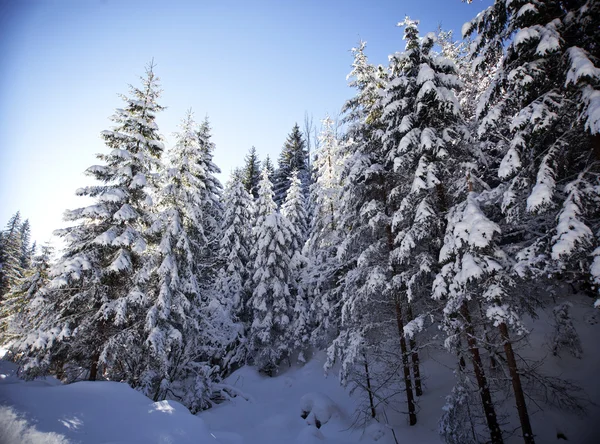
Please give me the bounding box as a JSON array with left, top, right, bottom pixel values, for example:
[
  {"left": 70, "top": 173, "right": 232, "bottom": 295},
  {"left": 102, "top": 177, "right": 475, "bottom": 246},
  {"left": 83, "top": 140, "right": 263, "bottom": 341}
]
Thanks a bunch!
[
  {"left": 0, "top": 360, "right": 217, "bottom": 444},
  {"left": 299, "top": 392, "right": 340, "bottom": 428}
]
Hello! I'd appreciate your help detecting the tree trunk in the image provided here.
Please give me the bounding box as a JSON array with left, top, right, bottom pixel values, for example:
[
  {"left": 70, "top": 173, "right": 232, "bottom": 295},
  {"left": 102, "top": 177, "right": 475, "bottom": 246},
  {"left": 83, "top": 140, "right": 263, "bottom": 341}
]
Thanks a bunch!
[
  {"left": 406, "top": 304, "right": 423, "bottom": 396},
  {"left": 461, "top": 303, "right": 503, "bottom": 444},
  {"left": 385, "top": 222, "right": 417, "bottom": 426},
  {"left": 395, "top": 299, "right": 417, "bottom": 425},
  {"left": 499, "top": 322, "right": 535, "bottom": 444},
  {"left": 89, "top": 351, "right": 100, "bottom": 381},
  {"left": 363, "top": 353, "right": 377, "bottom": 419}
]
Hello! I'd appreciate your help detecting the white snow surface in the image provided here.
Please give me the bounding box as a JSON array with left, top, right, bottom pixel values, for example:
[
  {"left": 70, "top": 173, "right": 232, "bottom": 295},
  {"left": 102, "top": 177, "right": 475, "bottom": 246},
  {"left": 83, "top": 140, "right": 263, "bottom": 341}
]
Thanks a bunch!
[{"left": 0, "top": 356, "right": 217, "bottom": 443}]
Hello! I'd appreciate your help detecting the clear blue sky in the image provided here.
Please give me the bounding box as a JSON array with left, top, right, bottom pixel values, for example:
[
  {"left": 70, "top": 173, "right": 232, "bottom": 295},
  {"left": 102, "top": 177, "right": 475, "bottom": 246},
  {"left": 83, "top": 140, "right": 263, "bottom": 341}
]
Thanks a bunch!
[{"left": 0, "top": 0, "right": 493, "bottom": 247}]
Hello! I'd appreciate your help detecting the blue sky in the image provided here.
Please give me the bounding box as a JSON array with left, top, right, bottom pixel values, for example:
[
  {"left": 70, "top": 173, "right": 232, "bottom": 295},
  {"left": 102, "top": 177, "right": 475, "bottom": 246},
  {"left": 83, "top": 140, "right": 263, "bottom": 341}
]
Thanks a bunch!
[{"left": 0, "top": 0, "right": 493, "bottom": 246}]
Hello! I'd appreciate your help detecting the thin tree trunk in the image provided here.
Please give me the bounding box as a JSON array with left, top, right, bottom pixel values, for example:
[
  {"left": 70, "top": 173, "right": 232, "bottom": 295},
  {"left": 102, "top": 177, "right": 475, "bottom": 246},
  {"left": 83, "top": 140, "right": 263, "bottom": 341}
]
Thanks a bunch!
[
  {"left": 406, "top": 304, "right": 423, "bottom": 396},
  {"left": 89, "top": 351, "right": 100, "bottom": 381},
  {"left": 478, "top": 301, "right": 497, "bottom": 369},
  {"left": 363, "top": 353, "right": 377, "bottom": 419},
  {"left": 395, "top": 300, "right": 417, "bottom": 426},
  {"left": 461, "top": 303, "right": 503, "bottom": 444},
  {"left": 499, "top": 322, "right": 535, "bottom": 444},
  {"left": 386, "top": 223, "right": 417, "bottom": 426}
]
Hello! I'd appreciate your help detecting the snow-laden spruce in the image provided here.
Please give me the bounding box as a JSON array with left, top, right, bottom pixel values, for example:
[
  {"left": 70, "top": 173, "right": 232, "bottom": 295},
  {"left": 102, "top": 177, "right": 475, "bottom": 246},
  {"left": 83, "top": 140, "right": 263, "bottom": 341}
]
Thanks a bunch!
[
  {"left": 247, "top": 169, "right": 295, "bottom": 375},
  {"left": 274, "top": 124, "right": 309, "bottom": 207},
  {"left": 138, "top": 110, "right": 237, "bottom": 411},
  {"left": 0, "top": 213, "right": 26, "bottom": 297},
  {"left": 304, "top": 117, "right": 345, "bottom": 347},
  {"left": 216, "top": 178, "right": 255, "bottom": 325},
  {"left": 8, "top": 64, "right": 165, "bottom": 382},
  {"left": 0, "top": 243, "right": 53, "bottom": 346},
  {"left": 281, "top": 170, "right": 309, "bottom": 353},
  {"left": 464, "top": 0, "right": 600, "bottom": 305},
  {"left": 193, "top": 117, "right": 224, "bottom": 283}
]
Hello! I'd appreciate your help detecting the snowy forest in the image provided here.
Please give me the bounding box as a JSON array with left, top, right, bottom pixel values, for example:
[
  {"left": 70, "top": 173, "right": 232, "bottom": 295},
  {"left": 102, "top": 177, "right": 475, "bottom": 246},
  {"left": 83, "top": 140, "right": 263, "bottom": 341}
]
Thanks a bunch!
[{"left": 1, "top": 1, "right": 599, "bottom": 443}]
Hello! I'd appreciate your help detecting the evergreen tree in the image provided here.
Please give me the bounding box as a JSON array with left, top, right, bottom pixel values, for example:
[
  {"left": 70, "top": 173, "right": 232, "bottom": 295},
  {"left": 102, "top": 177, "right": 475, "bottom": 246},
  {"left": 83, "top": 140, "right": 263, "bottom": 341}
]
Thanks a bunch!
[
  {"left": 0, "top": 212, "right": 24, "bottom": 298},
  {"left": 326, "top": 36, "right": 421, "bottom": 423},
  {"left": 247, "top": 169, "right": 294, "bottom": 375},
  {"left": 195, "top": 117, "right": 224, "bottom": 284},
  {"left": 281, "top": 170, "right": 309, "bottom": 353},
  {"left": 1, "top": 243, "right": 54, "bottom": 346},
  {"left": 137, "top": 110, "right": 235, "bottom": 410},
  {"left": 218, "top": 177, "right": 255, "bottom": 324},
  {"left": 274, "top": 124, "right": 308, "bottom": 206},
  {"left": 10, "top": 64, "right": 165, "bottom": 382},
  {"left": 242, "top": 146, "right": 261, "bottom": 199},
  {"left": 305, "top": 116, "right": 345, "bottom": 346},
  {"left": 462, "top": 2, "right": 600, "bottom": 440},
  {"left": 464, "top": 0, "right": 600, "bottom": 307},
  {"left": 19, "top": 219, "right": 33, "bottom": 271},
  {"left": 263, "top": 155, "right": 276, "bottom": 184}
]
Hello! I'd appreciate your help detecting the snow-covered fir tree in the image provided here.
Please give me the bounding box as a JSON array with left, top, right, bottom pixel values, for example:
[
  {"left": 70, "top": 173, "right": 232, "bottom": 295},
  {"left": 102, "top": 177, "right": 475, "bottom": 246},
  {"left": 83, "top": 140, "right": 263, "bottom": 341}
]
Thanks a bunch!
[
  {"left": 281, "top": 170, "right": 309, "bottom": 354},
  {"left": 434, "top": 192, "right": 516, "bottom": 444},
  {"left": 242, "top": 146, "right": 261, "bottom": 199},
  {"left": 274, "top": 124, "right": 309, "bottom": 206},
  {"left": 0, "top": 212, "right": 25, "bottom": 298},
  {"left": 0, "top": 243, "right": 53, "bottom": 345},
  {"left": 304, "top": 116, "right": 345, "bottom": 347},
  {"left": 194, "top": 117, "right": 224, "bottom": 284},
  {"left": 136, "top": 110, "right": 236, "bottom": 410},
  {"left": 247, "top": 169, "right": 295, "bottom": 375},
  {"left": 217, "top": 177, "right": 255, "bottom": 325},
  {"left": 326, "top": 32, "right": 427, "bottom": 424},
  {"left": 464, "top": 0, "right": 600, "bottom": 307},
  {"left": 9, "top": 64, "right": 165, "bottom": 382}
]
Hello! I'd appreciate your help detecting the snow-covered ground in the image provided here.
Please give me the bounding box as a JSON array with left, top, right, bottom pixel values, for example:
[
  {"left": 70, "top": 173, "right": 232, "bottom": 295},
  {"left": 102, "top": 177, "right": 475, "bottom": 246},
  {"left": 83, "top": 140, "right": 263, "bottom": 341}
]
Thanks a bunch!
[{"left": 1, "top": 294, "right": 599, "bottom": 443}]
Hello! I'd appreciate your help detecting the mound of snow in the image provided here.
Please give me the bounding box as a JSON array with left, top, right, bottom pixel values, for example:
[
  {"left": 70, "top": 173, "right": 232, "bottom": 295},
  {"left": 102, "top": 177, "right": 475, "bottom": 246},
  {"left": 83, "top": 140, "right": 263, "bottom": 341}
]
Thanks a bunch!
[{"left": 300, "top": 392, "right": 340, "bottom": 428}]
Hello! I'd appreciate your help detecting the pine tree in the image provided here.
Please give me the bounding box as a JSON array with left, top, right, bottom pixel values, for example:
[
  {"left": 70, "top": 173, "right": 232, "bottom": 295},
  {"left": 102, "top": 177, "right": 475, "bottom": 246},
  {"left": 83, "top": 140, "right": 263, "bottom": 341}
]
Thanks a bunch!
[
  {"left": 263, "top": 155, "right": 276, "bottom": 184},
  {"left": 247, "top": 169, "right": 294, "bottom": 375},
  {"left": 242, "top": 146, "right": 261, "bottom": 199},
  {"left": 274, "top": 124, "right": 308, "bottom": 206},
  {"left": 0, "top": 212, "right": 24, "bottom": 298},
  {"left": 10, "top": 64, "right": 165, "bottom": 382}
]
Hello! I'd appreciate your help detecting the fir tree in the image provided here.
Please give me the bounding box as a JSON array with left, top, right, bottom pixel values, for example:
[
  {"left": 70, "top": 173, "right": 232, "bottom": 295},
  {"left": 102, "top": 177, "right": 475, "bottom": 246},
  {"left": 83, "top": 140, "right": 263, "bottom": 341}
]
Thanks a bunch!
[
  {"left": 281, "top": 170, "right": 309, "bottom": 352},
  {"left": 137, "top": 110, "right": 234, "bottom": 409},
  {"left": 0, "top": 212, "right": 25, "bottom": 298},
  {"left": 0, "top": 243, "right": 54, "bottom": 346},
  {"left": 274, "top": 124, "right": 308, "bottom": 206},
  {"left": 217, "top": 177, "right": 254, "bottom": 324},
  {"left": 263, "top": 155, "right": 276, "bottom": 184},
  {"left": 305, "top": 116, "right": 345, "bottom": 346},
  {"left": 194, "top": 117, "right": 224, "bottom": 283},
  {"left": 19, "top": 219, "right": 33, "bottom": 271},
  {"left": 242, "top": 146, "right": 261, "bottom": 199},
  {"left": 247, "top": 169, "right": 294, "bottom": 375},
  {"left": 10, "top": 64, "right": 165, "bottom": 382},
  {"left": 464, "top": 0, "right": 600, "bottom": 307}
]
